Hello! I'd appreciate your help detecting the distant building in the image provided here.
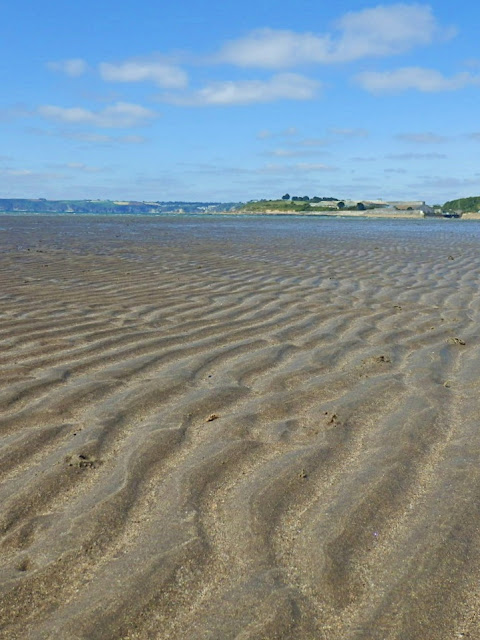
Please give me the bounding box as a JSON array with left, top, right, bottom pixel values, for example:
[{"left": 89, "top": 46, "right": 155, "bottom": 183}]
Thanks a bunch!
[{"left": 392, "top": 201, "right": 434, "bottom": 214}]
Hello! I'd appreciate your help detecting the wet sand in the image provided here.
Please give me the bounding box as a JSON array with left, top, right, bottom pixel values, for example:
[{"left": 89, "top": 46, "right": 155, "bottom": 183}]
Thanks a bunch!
[{"left": 1, "top": 215, "right": 480, "bottom": 639}]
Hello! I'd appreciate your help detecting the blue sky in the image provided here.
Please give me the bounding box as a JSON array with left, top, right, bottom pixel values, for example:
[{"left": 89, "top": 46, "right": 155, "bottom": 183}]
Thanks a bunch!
[{"left": 1, "top": 1, "right": 479, "bottom": 203}]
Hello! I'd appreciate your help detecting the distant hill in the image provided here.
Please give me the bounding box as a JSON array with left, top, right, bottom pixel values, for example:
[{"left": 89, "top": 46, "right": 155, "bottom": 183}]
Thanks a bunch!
[
  {"left": 238, "top": 199, "right": 314, "bottom": 212},
  {"left": 443, "top": 196, "right": 480, "bottom": 213},
  {"left": 0, "top": 199, "right": 239, "bottom": 214}
]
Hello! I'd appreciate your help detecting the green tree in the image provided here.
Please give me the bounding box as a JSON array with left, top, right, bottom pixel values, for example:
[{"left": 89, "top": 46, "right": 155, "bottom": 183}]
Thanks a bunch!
[{"left": 442, "top": 196, "right": 480, "bottom": 212}]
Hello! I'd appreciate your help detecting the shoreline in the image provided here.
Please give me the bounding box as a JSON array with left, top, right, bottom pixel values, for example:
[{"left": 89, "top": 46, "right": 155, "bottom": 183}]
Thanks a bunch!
[
  {"left": 4, "top": 209, "right": 479, "bottom": 220},
  {"left": 231, "top": 208, "right": 425, "bottom": 218}
]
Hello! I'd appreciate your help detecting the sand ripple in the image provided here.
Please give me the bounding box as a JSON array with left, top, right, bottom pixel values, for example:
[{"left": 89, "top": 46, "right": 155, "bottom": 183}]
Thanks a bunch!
[{"left": 1, "top": 216, "right": 480, "bottom": 639}]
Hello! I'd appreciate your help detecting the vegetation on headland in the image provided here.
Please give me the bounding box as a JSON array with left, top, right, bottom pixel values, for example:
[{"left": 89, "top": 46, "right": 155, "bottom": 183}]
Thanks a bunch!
[
  {"left": 239, "top": 199, "right": 313, "bottom": 212},
  {"left": 238, "top": 198, "right": 383, "bottom": 214},
  {"left": 239, "top": 194, "right": 480, "bottom": 217},
  {"left": 442, "top": 196, "right": 480, "bottom": 213},
  {"left": 239, "top": 195, "right": 343, "bottom": 213},
  {"left": 0, "top": 199, "right": 239, "bottom": 214}
]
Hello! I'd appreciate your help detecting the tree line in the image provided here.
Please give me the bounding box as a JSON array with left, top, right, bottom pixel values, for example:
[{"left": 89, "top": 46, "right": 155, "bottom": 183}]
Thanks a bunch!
[{"left": 281, "top": 194, "right": 339, "bottom": 202}]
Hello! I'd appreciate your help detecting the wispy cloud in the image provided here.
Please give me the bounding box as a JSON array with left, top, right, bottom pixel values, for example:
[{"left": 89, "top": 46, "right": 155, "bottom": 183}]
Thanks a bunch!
[
  {"left": 386, "top": 152, "right": 447, "bottom": 159},
  {"left": 329, "top": 127, "right": 368, "bottom": 137},
  {"left": 0, "top": 167, "right": 67, "bottom": 180},
  {"left": 99, "top": 58, "right": 188, "bottom": 88},
  {"left": 113, "top": 134, "right": 147, "bottom": 144},
  {"left": 298, "top": 137, "right": 329, "bottom": 147},
  {"left": 162, "top": 74, "right": 319, "bottom": 106},
  {"left": 355, "top": 67, "right": 480, "bottom": 93},
  {"left": 396, "top": 132, "right": 448, "bottom": 144},
  {"left": 463, "top": 58, "right": 480, "bottom": 69},
  {"left": 27, "top": 127, "right": 148, "bottom": 145},
  {"left": 260, "top": 161, "right": 337, "bottom": 174},
  {"left": 47, "top": 58, "right": 88, "bottom": 77},
  {"left": 409, "top": 175, "right": 480, "bottom": 189},
  {"left": 295, "top": 162, "right": 337, "bottom": 172},
  {"left": 0, "top": 104, "right": 32, "bottom": 121},
  {"left": 265, "top": 149, "right": 305, "bottom": 158},
  {"left": 49, "top": 162, "right": 106, "bottom": 173},
  {"left": 257, "top": 127, "right": 298, "bottom": 139},
  {"left": 178, "top": 160, "right": 337, "bottom": 178},
  {"left": 263, "top": 148, "right": 330, "bottom": 158},
  {"left": 215, "top": 4, "right": 454, "bottom": 68},
  {"left": 37, "top": 102, "right": 158, "bottom": 128},
  {"left": 66, "top": 133, "right": 147, "bottom": 144}
]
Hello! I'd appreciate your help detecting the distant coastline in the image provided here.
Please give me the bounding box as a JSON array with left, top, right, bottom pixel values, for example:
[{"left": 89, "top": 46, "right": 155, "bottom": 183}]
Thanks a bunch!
[
  {"left": 1, "top": 195, "right": 480, "bottom": 218},
  {"left": 0, "top": 199, "right": 239, "bottom": 215}
]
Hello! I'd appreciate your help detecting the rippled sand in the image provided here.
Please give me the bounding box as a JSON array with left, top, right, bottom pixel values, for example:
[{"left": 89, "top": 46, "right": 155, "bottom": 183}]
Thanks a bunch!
[{"left": 1, "top": 215, "right": 480, "bottom": 639}]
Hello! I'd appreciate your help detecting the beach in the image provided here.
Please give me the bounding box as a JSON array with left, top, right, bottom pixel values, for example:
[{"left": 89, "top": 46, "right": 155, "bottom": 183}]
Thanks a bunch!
[{"left": 1, "top": 214, "right": 480, "bottom": 639}]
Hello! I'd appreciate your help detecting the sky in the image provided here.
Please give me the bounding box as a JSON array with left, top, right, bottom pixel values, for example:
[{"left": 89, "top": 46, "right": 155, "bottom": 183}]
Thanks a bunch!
[{"left": 1, "top": 0, "right": 479, "bottom": 204}]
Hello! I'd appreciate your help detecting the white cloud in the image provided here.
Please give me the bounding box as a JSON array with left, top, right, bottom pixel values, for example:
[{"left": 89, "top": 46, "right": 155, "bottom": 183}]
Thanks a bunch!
[
  {"left": 163, "top": 74, "right": 319, "bottom": 106},
  {"left": 47, "top": 58, "right": 88, "bottom": 77},
  {"left": 396, "top": 132, "right": 448, "bottom": 144},
  {"left": 216, "top": 4, "right": 453, "bottom": 68},
  {"left": 218, "top": 29, "right": 330, "bottom": 68},
  {"left": 37, "top": 102, "right": 157, "bottom": 128},
  {"left": 333, "top": 4, "right": 454, "bottom": 60},
  {"left": 99, "top": 59, "right": 187, "bottom": 88},
  {"left": 355, "top": 67, "right": 480, "bottom": 92}
]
